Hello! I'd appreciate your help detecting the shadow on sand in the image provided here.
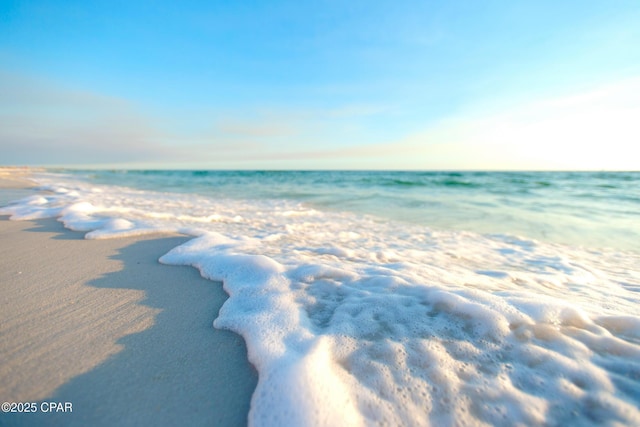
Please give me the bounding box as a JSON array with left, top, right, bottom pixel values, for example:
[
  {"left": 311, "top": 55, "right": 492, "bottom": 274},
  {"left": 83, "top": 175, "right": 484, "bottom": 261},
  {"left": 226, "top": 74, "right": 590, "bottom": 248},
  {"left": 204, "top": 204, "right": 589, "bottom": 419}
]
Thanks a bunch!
[{"left": 3, "top": 220, "right": 257, "bottom": 426}]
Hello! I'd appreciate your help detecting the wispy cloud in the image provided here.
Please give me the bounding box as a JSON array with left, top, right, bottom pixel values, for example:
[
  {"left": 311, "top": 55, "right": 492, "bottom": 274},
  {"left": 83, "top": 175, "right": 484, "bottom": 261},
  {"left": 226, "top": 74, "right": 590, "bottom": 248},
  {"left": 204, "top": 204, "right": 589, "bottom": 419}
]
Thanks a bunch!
[
  {"left": 4, "top": 70, "right": 635, "bottom": 170},
  {"left": 0, "top": 72, "right": 174, "bottom": 165},
  {"left": 241, "top": 77, "right": 640, "bottom": 170},
  {"left": 0, "top": 72, "right": 396, "bottom": 168},
  {"left": 437, "top": 77, "right": 640, "bottom": 170},
  {"left": 325, "top": 77, "right": 640, "bottom": 170},
  {"left": 209, "top": 109, "right": 304, "bottom": 143}
]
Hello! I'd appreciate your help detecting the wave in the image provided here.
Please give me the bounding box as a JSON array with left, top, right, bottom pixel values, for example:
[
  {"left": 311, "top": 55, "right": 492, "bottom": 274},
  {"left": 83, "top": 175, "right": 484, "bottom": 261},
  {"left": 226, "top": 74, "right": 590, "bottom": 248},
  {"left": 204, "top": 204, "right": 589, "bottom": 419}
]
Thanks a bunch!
[{"left": 2, "top": 171, "right": 640, "bottom": 426}]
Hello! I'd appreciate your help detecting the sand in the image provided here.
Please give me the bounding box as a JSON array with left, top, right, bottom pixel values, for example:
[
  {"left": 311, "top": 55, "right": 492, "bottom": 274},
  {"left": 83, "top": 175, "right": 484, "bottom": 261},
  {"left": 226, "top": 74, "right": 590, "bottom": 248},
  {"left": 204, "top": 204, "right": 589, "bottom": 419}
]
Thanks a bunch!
[
  {"left": 0, "top": 167, "right": 38, "bottom": 207},
  {"left": 0, "top": 166, "right": 37, "bottom": 188},
  {"left": 0, "top": 171, "right": 257, "bottom": 426}
]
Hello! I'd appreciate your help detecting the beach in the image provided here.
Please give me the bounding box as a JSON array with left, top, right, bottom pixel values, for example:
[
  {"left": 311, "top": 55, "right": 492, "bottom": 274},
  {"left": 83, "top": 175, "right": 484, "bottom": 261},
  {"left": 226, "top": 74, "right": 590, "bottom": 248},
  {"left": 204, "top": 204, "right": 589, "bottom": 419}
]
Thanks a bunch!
[
  {"left": 3, "top": 0, "right": 639, "bottom": 423},
  {"left": 1, "top": 168, "right": 639, "bottom": 426},
  {"left": 0, "top": 170, "right": 257, "bottom": 426}
]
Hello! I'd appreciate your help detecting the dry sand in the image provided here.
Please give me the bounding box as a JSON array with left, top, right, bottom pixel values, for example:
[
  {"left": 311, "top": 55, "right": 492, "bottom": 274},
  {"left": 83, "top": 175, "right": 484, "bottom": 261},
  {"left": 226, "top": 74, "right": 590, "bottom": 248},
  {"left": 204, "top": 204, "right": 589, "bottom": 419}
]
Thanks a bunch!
[{"left": 0, "top": 172, "right": 257, "bottom": 426}]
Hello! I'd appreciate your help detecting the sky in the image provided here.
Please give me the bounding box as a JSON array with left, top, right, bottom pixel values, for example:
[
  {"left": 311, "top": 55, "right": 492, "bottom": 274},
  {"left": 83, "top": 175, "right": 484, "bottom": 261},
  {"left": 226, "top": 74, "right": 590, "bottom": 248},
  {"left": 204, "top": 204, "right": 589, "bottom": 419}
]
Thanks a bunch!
[{"left": 1, "top": 0, "right": 639, "bottom": 170}]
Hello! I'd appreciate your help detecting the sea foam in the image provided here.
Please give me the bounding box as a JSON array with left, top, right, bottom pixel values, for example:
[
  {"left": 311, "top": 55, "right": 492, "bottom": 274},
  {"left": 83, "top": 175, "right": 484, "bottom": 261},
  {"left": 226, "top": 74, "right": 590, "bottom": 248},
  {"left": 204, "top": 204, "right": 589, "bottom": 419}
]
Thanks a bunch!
[{"left": 2, "top": 171, "right": 639, "bottom": 426}]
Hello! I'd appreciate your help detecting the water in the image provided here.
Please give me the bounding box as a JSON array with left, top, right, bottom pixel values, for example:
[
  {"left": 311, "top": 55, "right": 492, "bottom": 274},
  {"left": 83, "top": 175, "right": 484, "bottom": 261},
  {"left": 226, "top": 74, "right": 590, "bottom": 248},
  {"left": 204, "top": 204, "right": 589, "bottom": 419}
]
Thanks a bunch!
[
  {"left": 74, "top": 169, "right": 640, "bottom": 252},
  {"left": 2, "top": 169, "right": 640, "bottom": 426}
]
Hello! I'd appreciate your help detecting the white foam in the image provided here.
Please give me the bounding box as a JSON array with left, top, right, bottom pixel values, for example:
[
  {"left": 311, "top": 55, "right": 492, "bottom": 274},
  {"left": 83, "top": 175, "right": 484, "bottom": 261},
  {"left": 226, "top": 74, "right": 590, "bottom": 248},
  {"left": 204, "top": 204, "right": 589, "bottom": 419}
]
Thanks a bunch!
[{"left": 2, "top": 171, "right": 639, "bottom": 426}]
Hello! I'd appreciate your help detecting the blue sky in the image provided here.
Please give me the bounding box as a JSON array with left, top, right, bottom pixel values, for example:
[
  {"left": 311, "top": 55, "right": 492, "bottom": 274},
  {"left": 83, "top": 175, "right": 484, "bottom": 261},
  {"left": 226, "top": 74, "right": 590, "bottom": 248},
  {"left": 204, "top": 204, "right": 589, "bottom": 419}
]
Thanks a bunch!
[{"left": 1, "top": 0, "right": 639, "bottom": 169}]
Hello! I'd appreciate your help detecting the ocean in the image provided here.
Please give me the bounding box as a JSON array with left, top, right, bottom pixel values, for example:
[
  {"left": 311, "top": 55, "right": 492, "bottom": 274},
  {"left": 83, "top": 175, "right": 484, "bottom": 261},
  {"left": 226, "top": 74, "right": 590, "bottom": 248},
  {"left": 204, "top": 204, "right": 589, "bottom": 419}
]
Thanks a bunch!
[{"left": 2, "top": 169, "right": 640, "bottom": 426}]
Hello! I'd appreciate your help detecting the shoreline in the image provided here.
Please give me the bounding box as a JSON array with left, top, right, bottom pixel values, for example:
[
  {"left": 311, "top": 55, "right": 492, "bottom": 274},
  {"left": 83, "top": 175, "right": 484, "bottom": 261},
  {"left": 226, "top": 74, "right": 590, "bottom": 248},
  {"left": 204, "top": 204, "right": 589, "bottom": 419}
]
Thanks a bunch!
[
  {"left": 0, "top": 166, "right": 39, "bottom": 188},
  {"left": 0, "top": 166, "right": 39, "bottom": 207},
  {"left": 0, "top": 175, "right": 257, "bottom": 426}
]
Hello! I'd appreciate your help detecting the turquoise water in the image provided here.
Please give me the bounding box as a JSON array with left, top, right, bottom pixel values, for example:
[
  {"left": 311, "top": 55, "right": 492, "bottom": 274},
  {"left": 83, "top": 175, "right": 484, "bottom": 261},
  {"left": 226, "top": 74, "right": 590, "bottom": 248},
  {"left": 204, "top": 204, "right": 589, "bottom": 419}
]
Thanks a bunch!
[{"left": 69, "top": 170, "right": 640, "bottom": 252}]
